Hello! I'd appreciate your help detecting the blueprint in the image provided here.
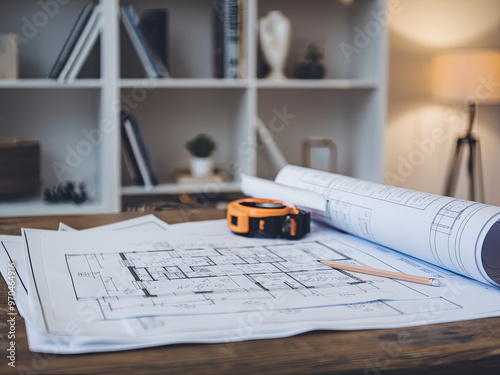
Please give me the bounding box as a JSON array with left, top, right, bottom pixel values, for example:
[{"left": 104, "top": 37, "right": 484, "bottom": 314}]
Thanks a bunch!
[
  {"left": 62, "top": 237, "right": 430, "bottom": 321},
  {"left": 16, "top": 218, "right": 500, "bottom": 354},
  {"left": 243, "top": 165, "right": 500, "bottom": 287}
]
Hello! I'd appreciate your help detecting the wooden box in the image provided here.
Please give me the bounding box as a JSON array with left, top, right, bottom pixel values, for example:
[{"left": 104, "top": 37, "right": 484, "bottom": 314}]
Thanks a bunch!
[{"left": 0, "top": 141, "right": 40, "bottom": 198}]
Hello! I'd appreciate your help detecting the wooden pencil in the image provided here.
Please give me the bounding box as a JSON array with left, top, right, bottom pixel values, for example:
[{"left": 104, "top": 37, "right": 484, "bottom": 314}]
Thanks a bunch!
[{"left": 319, "top": 260, "right": 441, "bottom": 287}]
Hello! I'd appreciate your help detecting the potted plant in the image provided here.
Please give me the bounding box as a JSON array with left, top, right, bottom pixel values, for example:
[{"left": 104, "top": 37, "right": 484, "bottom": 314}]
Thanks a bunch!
[{"left": 185, "top": 133, "right": 216, "bottom": 177}]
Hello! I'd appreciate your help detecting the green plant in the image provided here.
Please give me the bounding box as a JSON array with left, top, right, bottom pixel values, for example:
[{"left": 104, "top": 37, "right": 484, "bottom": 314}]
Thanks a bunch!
[{"left": 185, "top": 133, "right": 216, "bottom": 158}]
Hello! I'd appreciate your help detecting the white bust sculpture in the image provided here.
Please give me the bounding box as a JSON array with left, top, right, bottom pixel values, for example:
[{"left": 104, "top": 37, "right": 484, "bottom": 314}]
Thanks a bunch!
[{"left": 259, "top": 11, "right": 291, "bottom": 79}]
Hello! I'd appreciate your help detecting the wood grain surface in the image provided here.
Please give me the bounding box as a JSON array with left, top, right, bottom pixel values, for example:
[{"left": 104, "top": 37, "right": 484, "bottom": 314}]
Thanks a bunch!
[{"left": 1, "top": 211, "right": 500, "bottom": 375}]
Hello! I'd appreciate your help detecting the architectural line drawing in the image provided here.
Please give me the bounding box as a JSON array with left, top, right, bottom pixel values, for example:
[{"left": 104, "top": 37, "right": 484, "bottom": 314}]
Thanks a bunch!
[{"left": 65, "top": 240, "right": 426, "bottom": 322}]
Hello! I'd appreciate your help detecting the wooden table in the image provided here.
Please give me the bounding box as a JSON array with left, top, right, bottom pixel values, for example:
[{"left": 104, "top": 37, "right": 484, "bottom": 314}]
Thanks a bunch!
[{"left": 1, "top": 211, "right": 500, "bottom": 375}]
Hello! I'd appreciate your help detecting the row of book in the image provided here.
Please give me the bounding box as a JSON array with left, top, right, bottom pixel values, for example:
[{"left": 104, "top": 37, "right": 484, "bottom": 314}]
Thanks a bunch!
[
  {"left": 49, "top": 3, "right": 169, "bottom": 81},
  {"left": 50, "top": 2, "right": 244, "bottom": 81}
]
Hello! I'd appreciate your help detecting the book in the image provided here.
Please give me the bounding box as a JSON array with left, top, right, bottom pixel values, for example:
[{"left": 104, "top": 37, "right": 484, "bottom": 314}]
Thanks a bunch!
[
  {"left": 121, "top": 5, "right": 169, "bottom": 78},
  {"left": 121, "top": 126, "right": 144, "bottom": 186},
  {"left": 236, "top": 0, "right": 245, "bottom": 79},
  {"left": 214, "top": 0, "right": 239, "bottom": 79},
  {"left": 120, "top": 111, "right": 158, "bottom": 188},
  {"left": 49, "top": 3, "right": 94, "bottom": 79},
  {"left": 65, "top": 8, "right": 103, "bottom": 81},
  {"left": 175, "top": 169, "right": 226, "bottom": 185},
  {"left": 139, "top": 9, "right": 169, "bottom": 72},
  {"left": 214, "top": 1, "right": 224, "bottom": 78},
  {"left": 57, "top": 4, "right": 102, "bottom": 82},
  {"left": 224, "top": 0, "right": 239, "bottom": 79}
]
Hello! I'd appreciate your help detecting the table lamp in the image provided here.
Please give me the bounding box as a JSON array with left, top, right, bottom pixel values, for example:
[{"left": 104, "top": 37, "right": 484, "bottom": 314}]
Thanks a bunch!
[{"left": 431, "top": 49, "right": 500, "bottom": 202}]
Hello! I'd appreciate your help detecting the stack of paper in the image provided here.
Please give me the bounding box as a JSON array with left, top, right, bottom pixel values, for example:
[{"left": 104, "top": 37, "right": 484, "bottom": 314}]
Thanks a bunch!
[{"left": 2, "top": 167, "right": 500, "bottom": 354}]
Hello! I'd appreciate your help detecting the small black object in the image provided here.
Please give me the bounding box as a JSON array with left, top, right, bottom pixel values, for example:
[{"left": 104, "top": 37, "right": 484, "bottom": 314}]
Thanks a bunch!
[
  {"left": 43, "top": 181, "right": 87, "bottom": 204},
  {"left": 294, "top": 43, "right": 326, "bottom": 79},
  {"left": 294, "top": 62, "right": 325, "bottom": 79}
]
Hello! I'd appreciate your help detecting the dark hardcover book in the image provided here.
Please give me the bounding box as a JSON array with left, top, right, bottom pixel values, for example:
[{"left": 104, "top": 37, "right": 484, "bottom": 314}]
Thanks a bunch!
[
  {"left": 121, "top": 111, "right": 159, "bottom": 187},
  {"left": 121, "top": 126, "right": 144, "bottom": 186},
  {"left": 49, "top": 3, "right": 95, "bottom": 78},
  {"left": 121, "top": 5, "right": 169, "bottom": 78},
  {"left": 139, "top": 9, "right": 169, "bottom": 71}
]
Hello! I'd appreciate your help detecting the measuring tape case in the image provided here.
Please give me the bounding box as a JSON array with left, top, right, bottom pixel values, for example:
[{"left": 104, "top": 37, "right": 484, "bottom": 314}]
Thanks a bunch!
[{"left": 227, "top": 198, "right": 310, "bottom": 240}]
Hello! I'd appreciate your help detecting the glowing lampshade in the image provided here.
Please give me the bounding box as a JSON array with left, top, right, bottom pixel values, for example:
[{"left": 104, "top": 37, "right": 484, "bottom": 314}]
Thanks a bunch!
[{"left": 431, "top": 49, "right": 500, "bottom": 103}]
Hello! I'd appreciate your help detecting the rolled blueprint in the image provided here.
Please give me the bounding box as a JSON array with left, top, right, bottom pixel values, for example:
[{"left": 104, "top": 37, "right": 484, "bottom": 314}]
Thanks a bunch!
[
  {"left": 242, "top": 165, "right": 500, "bottom": 287},
  {"left": 241, "top": 174, "right": 326, "bottom": 211}
]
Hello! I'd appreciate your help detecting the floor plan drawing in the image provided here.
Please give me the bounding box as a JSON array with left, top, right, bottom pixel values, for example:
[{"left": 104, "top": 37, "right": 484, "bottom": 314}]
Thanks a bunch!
[{"left": 65, "top": 239, "right": 427, "bottom": 321}]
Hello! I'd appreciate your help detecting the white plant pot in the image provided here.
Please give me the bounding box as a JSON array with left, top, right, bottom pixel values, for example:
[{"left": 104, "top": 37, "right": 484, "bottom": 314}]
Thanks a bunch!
[{"left": 190, "top": 156, "right": 214, "bottom": 178}]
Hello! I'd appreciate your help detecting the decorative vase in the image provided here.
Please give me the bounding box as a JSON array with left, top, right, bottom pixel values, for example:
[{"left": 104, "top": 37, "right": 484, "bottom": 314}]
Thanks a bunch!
[
  {"left": 190, "top": 156, "right": 214, "bottom": 178},
  {"left": 259, "top": 11, "right": 291, "bottom": 80}
]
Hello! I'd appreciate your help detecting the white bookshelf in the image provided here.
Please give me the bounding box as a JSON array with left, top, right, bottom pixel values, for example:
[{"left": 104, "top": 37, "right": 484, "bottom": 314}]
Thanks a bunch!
[{"left": 0, "top": 0, "right": 387, "bottom": 216}]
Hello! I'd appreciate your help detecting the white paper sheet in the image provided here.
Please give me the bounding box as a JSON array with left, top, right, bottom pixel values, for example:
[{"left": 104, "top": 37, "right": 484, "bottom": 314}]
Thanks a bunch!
[{"left": 58, "top": 214, "right": 171, "bottom": 232}]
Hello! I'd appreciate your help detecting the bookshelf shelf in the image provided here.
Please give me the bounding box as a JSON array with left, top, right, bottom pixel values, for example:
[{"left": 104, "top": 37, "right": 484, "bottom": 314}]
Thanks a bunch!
[
  {"left": 255, "top": 79, "right": 378, "bottom": 90},
  {"left": 0, "top": 79, "right": 103, "bottom": 89},
  {"left": 120, "top": 79, "right": 249, "bottom": 89},
  {"left": 0, "top": 199, "right": 108, "bottom": 218},
  {"left": 0, "top": 0, "right": 387, "bottom": 216},
  {"left": 122, "top": 182, "right": 241, "bottom": 196}
]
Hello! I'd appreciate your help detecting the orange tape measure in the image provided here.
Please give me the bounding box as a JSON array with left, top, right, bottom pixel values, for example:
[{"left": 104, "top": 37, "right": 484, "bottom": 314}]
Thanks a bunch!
[{"left": 227, "top": 198, "right": 310, "bottom": 240}]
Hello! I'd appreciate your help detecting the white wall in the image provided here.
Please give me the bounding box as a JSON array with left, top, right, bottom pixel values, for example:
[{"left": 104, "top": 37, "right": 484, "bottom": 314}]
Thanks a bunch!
[{"left": 386, "top": 0, "right": 500, "bottom": 205}]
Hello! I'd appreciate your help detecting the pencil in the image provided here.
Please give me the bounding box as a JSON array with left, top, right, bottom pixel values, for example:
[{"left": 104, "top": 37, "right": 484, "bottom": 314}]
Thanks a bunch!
[{"left": 319, "top": 260, "right": 441, "bottom": 287}]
